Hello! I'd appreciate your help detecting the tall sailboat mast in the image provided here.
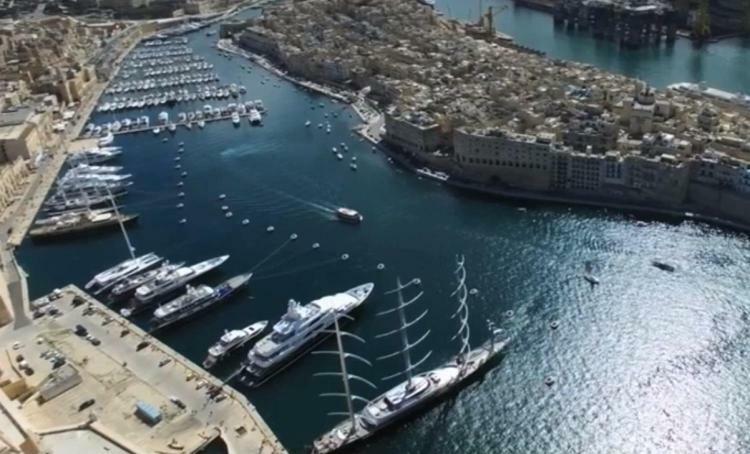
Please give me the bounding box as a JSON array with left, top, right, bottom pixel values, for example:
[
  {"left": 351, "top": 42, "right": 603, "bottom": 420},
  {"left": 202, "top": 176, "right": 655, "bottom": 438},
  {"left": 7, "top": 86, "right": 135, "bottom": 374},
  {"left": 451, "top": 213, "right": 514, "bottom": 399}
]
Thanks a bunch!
[
  {"left": 377, "top": 277, "right": 431, "bottom": 389},
  {"left": 450, "top": 255, "right": 471, "bottom": 365},
  {"left": 105, "top": 185, "right": 136, "bottom": 259},
  {"left": 313, "top": 315, "right": 376, "bottom": 436}
]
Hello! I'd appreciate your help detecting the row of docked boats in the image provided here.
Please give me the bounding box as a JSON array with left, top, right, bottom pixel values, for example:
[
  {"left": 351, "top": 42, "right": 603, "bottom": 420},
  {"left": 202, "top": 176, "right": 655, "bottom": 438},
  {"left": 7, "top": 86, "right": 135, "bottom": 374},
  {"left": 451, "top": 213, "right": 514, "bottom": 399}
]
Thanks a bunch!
[
  {"left": 143, "top": 37, "right": 188, "bottom": 47},
  {"left": 121, "top": 251, "right": 506, "bottom": 453},
  {"left": 129, "top": 46, "right": 194, "bottom": 60},
  {"left": 123, "top": 54, "right": 204, "bottom": 70},
  {"left": 142, "top": 62, "right": 213, "bottom": 78},
  {"left": 161, "top": 20, "right": 211, "bottom": 37},
  {"left": 105, "top": 72, "right": 220, "bottom": 96},
  {"left": 85, "top": 252, "right": 249, "bottom": 332},
  {"left": 32, "top": 157, "right": 139, "bottom": 239},
  {"left": 84, "top": 117, "right": 151, "bottom": 137},
  {"left": 98, "top": 84, "right": 238, "bottom": 113}
]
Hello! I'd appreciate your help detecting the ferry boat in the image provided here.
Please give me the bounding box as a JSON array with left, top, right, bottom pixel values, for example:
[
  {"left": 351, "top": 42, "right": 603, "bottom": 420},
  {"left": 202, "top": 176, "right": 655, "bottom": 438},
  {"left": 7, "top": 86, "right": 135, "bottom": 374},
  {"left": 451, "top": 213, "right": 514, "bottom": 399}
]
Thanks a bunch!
[
  {"left": 415, "top": 167, "right": 449, "bottom": 182},
  {"left": 29, "top": 211, "right": 138, "bottom": 239},
  {"left": 241, "top": 283, "right": 374, "bottom": 387},
  {"left": 150, "top": 272, "right": 253, "bottom": 330},
  {"left": 121, "top": 255, "right": 229, "bottom": 315},
  {"left": 109, "top": 261, "right": 184, "bottom": 299},
  {"left": 202, "top": 320, "right": 268, "bottom": 369},
  {"left": 336, "top": 207, "right": 363, "bottom": 224},
  {"left": 85, "top": 252, "right": 162, "bottom": 294}
]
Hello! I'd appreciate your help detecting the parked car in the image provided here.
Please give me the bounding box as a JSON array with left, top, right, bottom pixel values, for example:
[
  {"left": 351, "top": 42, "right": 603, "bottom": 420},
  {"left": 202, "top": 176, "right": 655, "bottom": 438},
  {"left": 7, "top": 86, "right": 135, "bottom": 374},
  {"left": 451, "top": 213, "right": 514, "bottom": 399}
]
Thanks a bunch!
[
  {"left": 169, "top": 396, "right": 186, "bottom": 409},
  {"left": 74, "top": 324, "right": 88, "bottom": 337},
  {"left": 78, "top": 398, "right": 95, "bottom": 412}
]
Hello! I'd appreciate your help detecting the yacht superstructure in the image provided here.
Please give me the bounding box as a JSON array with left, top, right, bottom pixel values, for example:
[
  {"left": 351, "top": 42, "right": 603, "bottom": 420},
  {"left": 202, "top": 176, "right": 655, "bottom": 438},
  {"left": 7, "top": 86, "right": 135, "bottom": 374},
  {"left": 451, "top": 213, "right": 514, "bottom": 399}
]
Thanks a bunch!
[
  {"left": 109, "top": 261, "right": 184, "bottom": 298},
  {"left": 311, "top": 258, "right": 510, "bottom": 453},
  {"left": 151, "top": 272, "right": 253, "bottom": 330},
  {"left": 241, "top": 283, "right": 374, "bottom": 387},
  {"left": 85, "top": 252, "right": 163, "bottom": 294},
  {"left": 203, "top": 320, "right": 268, "bottom": 369},
  {"left": 120, "top": 255, "right": 229, "bottom": 316}
]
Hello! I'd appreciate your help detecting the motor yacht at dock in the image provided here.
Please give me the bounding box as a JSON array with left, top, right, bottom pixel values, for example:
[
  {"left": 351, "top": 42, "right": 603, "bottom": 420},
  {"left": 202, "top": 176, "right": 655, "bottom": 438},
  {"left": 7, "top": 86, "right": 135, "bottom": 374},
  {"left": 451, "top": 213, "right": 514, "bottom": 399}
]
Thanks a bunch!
[
  {"left": 202, "top": 320, "right": 268, "bottom": 369},
  {"left": 109, "top": 261, "right": 185, "bottom": 299},
  {"left": 241, "top": 283, "right": 374, "bottom": 387},
  {"left": 151, "top": 272, "right": 254, "bottom": 330},
  {"left": 85, "top": 252, "right": 163, "bottom": 294},
  {"left": 120, "top": 255, "right": 229, "bottom": 316}
]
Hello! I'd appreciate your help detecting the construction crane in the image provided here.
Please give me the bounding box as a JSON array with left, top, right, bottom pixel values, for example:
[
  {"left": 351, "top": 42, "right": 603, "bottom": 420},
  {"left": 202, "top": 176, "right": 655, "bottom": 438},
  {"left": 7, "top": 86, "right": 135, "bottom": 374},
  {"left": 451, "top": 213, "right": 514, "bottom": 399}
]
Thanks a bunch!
[{"left": 476, "top": 3, "right": 509, "bottom": 37}]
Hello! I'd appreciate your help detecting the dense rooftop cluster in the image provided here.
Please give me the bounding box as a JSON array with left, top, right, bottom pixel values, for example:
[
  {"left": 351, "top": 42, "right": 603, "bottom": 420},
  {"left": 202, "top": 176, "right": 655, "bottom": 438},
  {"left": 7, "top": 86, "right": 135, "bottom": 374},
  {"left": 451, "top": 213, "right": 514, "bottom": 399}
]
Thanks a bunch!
[
  {"left": 245, "top": 0, "right": 750, "bottom": 160},
  {"left": 0, "top": 17, "right": 118, "bottom": 94}
]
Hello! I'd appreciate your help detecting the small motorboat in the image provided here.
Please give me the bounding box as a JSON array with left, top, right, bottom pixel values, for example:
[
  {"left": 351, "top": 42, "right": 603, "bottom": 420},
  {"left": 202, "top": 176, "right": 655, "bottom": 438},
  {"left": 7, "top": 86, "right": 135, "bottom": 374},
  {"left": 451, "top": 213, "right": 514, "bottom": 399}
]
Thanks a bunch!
[
  {"left": 336, "top": 207, "right": 363, "bottom": 224},
  {"left": 651, "top": 260, "right": 675, "bottom": 273}
]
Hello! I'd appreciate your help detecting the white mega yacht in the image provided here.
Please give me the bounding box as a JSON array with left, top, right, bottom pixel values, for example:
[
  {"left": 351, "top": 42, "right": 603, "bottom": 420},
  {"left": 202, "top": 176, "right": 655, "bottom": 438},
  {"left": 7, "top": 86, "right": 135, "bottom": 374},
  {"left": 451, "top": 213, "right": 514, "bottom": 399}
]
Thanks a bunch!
[{"left": 242, "top": 283, "right": 374, "bottom": 387}]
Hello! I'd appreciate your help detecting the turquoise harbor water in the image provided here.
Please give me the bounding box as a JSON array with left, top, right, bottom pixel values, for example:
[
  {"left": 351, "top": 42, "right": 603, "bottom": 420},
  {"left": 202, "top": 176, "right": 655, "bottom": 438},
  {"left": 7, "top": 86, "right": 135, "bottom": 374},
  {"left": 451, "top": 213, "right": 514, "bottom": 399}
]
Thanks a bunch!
[{"left": 16, "top": 7, "right": 750, "bottom": 454}]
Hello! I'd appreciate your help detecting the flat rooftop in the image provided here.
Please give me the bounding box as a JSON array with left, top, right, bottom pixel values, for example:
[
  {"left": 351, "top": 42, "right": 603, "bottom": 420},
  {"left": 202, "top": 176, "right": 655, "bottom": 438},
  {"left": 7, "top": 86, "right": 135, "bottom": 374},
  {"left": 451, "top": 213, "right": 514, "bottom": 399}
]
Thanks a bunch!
[{"left": 0, "top": 286, "right": 286, "bottom": 454}]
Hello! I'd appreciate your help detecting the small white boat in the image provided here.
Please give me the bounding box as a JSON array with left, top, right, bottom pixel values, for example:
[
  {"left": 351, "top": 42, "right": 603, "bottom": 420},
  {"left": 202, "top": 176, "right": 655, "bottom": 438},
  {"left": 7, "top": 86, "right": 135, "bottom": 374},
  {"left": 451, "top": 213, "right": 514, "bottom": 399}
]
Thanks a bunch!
[
  {"left": 305, "top": 121, "right": 311, "bottom": 127},
  {"left": 202, "top": 321, "right": 268, "bottom": 369},
  {"left": 336, "top": 207, "right": 363, "bottom": 224}
]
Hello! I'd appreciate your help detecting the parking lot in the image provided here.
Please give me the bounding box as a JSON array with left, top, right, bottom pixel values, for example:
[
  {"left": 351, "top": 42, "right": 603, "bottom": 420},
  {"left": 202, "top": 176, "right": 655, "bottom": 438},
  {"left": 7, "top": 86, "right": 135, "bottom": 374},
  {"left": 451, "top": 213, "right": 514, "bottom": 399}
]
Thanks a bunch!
[{"left": 0, "top": 286, "right": 284, "bottom": 454}]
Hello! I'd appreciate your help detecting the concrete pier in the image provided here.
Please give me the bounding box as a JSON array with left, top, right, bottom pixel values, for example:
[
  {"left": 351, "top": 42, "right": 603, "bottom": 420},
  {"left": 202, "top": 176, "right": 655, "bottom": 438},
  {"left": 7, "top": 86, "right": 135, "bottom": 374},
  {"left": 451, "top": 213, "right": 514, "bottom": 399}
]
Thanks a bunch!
[{"left": 0, "top": 285, "right": 286, "bottom": 454}]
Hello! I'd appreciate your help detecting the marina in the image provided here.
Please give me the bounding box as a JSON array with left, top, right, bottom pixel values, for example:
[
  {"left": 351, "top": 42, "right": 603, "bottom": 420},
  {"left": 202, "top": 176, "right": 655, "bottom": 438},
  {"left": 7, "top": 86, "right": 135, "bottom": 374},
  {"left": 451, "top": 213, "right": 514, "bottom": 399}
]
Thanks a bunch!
[{"left": 11, "top": 7, "right": 750, "bottom": 454}]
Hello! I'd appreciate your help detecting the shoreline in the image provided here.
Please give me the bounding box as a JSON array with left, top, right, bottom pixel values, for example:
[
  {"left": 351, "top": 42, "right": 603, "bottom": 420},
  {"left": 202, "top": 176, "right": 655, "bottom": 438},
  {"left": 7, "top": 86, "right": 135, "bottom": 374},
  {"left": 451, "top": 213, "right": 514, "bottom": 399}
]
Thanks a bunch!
[
  {"left": 379, "top": 144, "right": 750, "bottom": 235},
  {"left": 217, "top": 34, "right": 750, "bottom": 236}
]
